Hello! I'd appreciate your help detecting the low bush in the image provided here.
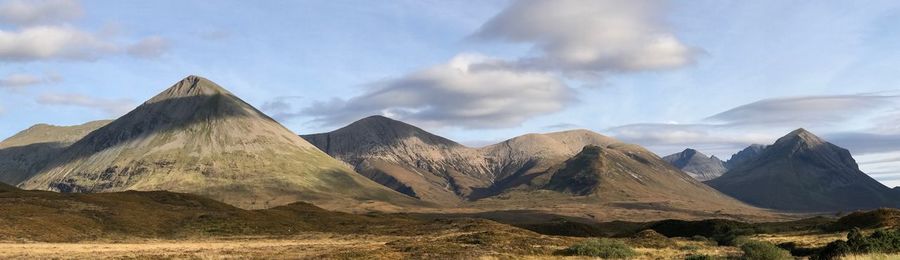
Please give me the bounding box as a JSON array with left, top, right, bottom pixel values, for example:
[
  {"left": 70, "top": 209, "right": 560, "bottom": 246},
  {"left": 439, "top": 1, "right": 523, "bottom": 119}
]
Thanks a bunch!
[
  {"left": 557, "top": 238, "right": 636, "bottom": 258},
  {"left": 740, "top": 240, "right": 792, "bottom": 260},
  {"left": 846, "top": 228, "right": 900, "bottom": 254}
]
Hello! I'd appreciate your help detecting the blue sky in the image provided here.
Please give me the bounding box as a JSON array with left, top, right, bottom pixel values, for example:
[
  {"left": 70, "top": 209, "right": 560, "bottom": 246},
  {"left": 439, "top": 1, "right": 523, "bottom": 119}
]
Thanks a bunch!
[{"left": 2, "top": 0, "right": 900, "bottom": 186}]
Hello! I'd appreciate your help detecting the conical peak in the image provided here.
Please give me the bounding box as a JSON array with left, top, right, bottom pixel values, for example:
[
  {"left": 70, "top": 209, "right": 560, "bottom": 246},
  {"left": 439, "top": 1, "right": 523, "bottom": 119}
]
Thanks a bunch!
[
  {"left": 775, "top": 128, "right": 825, "bottom": 147},
  {"left": 153, "top": 75, "right": 231, "bottom": 101}
]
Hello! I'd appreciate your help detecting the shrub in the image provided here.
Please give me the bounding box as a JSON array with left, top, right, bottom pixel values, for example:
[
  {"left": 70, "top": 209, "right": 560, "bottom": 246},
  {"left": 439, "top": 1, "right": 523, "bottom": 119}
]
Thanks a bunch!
[
  {"left": 846, "top": 228, "right": 900, "bottom": 254},
  {"left": 558, "top": 238, "right": 637, "bottom": 258},
  {"left": 811, "top": 240, "right": 850, "bottom": 260},
  {"left": 629, "top": 229, "right": 676, "bottom": 248},
  {"left": 740, "top": 241, "right": 792, "bottom": 260}
]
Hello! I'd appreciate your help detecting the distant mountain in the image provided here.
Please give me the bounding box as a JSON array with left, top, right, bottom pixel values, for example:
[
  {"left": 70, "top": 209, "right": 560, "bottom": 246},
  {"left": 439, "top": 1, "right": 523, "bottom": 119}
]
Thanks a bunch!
[
  {"left": 0, "top": 120, "right": 110, "bottom": 184},
  {"left": 724, "top": 144, "right": 766, "bottom": 169},
  {"left": 20, "top": 76, "right": 417, "bottom": 210},
  {"left": 707, "top": 129, "right": 900, "bottom": 212},
  {"left": 662, "top": 149, "right": 727, "bottom": 181},
  {"left": 541, "top": 145, "right": 744, "bottom": 206},
  {"left": 301, "top": 115, "right": 492, "bottom": 204}
]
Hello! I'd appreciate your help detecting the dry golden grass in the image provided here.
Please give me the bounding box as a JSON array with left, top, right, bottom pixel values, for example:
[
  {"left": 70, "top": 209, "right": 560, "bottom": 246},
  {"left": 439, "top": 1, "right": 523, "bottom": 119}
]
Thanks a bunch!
[
  {"left": 840, "top": 253, "right": 900, "bottom": 260},
  {"left": 752, "top": 231, "right": 848, "bottom": 248}
]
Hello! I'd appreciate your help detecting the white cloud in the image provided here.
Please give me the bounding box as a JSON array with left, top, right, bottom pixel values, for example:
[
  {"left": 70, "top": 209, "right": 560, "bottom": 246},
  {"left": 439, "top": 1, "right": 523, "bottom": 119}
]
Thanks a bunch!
[
  {"left": 473, "top": 0, "right": 698, "bottom": 75},
  {"left": 0, "top": 26, "right": 119, "bottom": 61},
  {"left": 36, "top": 93, "right": 134, "bottom": 115},
  {"left": 302, "top": 54, "right": 575, "bottom": 129},
  {"left": 0, "top": 0, "right": 82, "bottom": 26},
  {"left": 0, "top": 0, "right": 168, "bottom": 62}
]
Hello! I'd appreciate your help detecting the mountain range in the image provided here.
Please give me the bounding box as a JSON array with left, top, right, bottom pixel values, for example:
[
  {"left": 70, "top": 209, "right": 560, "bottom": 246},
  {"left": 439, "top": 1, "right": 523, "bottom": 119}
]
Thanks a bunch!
[
  {"left": 303, "top": 115, "right": 766, "bottom": 220},
  {"left": 0, "top": 75, "right": 895, "bottom": 217}
]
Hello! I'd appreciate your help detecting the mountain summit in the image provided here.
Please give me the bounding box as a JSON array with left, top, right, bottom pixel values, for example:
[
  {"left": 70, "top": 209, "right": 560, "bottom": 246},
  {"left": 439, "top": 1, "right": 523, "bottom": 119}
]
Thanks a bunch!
[
  {"left": 707, "top": 128, "right": 899, "bottom": 212},
  {"left": 21, "top": 76, "right": 415, "bottom": 210},
  {"left": 662, "top": 148, "right": 727, "bottom": 181}
]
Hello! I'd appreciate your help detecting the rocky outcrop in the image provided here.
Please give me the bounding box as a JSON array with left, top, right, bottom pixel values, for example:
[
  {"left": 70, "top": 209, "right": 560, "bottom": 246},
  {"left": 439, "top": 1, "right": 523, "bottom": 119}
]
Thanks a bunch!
[
  {"left": 662, "top": 149, "right": 727, "bottom": 181},
  {"left": 724, "top": 144, "right": 766, "bottom": 169}
]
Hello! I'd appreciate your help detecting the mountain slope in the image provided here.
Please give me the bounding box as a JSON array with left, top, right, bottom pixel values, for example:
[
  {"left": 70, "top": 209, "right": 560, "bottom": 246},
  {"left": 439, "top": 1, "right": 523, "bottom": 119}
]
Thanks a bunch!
[
  {"left": 707, "top": 129, "right": 900, "bottom": 212},
  {"left": 301, "top": 115, "right": 492, "bottom": 204},
  {"left": 662, "top": 149, "right": 727, "bottom": 181},
  {"left": 724, "top": 144, "right": 766, "bottom": 169},
  {"left": 0, "top": 120, "right": 110, "bottom": 184},
  {"left": 542, "top": 145, "right": 744, "bottom": 205},
  {"left": 21, "top": 76, "right": 417, "bottom": 210}
]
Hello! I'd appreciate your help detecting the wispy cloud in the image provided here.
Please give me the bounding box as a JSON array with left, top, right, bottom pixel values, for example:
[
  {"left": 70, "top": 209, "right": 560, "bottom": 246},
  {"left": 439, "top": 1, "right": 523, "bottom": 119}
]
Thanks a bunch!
[
  {"left": 706, "top": 94, "right": 899, "bottom": 127},
  {"left": 0, "top": 73, "right": 60, "bottom": 89},
  {"left": 36, "top": 93, "right": 134, "bottom": 115},
  {"left": 0, "top": 0, "right": 82, "bottom": 26},
  {"left": 606, "top": 93, "right": 900, "bottom": 158},
  {"left": 302, "top": 54, "right": 574, "bottom": 129},
  {"left": 126, "top": 36, "right": 169, "bottom": 59}
]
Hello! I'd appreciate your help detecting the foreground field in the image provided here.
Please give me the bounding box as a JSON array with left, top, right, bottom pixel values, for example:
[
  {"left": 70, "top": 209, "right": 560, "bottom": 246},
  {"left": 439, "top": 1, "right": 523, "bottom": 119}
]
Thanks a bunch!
[{"left": 3, "top": 229, "right": 900, "bottom": 259}]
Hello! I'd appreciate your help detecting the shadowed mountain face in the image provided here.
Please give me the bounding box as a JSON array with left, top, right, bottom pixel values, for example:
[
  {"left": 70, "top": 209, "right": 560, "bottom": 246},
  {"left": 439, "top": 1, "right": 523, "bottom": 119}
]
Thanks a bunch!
[
  {"left": 707, "top": 129, "right": 900, "bottom": 212},
  {"left": 662, "top": 149, "right": 727, "bottom": 181},
  {"left": 20, "top": 76, "right": 418, "bottom": 210},
  {"left": 540, "top": 145, "right": 745, "bottom": 207},
  {"left": 0, "top": 121, "right": 110, "bottom": 185},
  {"left": 724, "top": 144, "right": 767, "bottom": 169},
  {"left": 302, "top": 118, "right": 622, "bottom": 203}
]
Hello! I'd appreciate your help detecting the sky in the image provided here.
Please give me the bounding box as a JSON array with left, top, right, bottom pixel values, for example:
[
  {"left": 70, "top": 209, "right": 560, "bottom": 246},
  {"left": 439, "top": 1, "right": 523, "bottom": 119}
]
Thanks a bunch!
[{"left": 2, "top": 0, "right": 900, "bottom": 187}]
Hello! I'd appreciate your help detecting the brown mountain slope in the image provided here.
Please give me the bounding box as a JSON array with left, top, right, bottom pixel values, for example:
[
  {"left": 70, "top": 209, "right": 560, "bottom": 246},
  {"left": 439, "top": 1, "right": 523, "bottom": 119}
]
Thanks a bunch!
[
  {"left": 20, "top": 76, "right": 419, "bottom": 210},
  {"left": 302, "top": 118, "right": 622, "bottom": 203},
  {"left": 707, "top": 129, "right": 900, "bottom": 212},
  {"left": 301, "top": 116, "right": 492, "bottom": 204},
  {"left": 0, "top": 120, "right": 110, "bottom": 184}
]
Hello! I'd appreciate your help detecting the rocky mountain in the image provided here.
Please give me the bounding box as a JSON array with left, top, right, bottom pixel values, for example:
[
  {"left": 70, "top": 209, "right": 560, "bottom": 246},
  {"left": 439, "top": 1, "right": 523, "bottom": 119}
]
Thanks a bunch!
[
  {"left": 0, "top": 120, "right": 110, "bottom": 184},
  {"left": 706, "top": 129, "right": 900, "bottom": 212},
  {"left": 302, "top": 118, "right": 622, "bottom": 203},
  {"left": 20, "top": 76, "right": 417, "bottom": 210},
  {"left": 301, "top": 115, "right": 492, "bottom": 204},
  {"left": 541, "top": 145, "right": 745, "bottom": 207},
  {"left": 724, "top": 144, "right": 766, "bottom": 169},
  {"left": 662, "top": 149, "right": 727, "bottom": 181}
]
